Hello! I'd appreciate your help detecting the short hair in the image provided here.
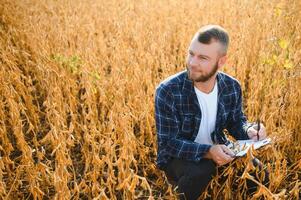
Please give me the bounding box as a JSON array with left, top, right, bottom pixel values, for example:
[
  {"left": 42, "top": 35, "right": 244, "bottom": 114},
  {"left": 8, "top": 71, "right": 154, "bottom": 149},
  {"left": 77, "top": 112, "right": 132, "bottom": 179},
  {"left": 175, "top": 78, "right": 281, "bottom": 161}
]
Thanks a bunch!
[{"left": 194, "top": 25, "right": 229, "bottom": 55}]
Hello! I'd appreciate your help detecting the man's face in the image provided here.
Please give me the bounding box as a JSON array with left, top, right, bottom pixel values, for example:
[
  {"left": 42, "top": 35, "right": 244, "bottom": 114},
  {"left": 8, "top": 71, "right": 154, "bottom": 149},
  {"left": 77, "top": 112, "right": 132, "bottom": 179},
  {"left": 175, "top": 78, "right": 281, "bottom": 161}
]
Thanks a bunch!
[{"left": 186, "top": 38, "right": 224, "bottom": 82}]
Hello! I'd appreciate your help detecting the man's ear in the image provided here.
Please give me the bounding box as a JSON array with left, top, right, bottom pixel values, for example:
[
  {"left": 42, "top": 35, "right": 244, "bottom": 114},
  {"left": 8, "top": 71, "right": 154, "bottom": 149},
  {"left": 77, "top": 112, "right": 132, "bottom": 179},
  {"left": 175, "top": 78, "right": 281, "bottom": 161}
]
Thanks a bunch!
[{"left": 218, "top": 55, "right": 227, "bottom": 69}]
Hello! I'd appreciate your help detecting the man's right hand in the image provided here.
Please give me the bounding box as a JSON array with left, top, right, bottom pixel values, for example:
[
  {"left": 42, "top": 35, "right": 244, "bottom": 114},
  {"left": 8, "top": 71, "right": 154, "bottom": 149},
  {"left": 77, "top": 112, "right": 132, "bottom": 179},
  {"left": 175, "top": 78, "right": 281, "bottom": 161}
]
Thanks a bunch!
[{"left": 204, "top": 145, "right": 235, "bottom": 166}]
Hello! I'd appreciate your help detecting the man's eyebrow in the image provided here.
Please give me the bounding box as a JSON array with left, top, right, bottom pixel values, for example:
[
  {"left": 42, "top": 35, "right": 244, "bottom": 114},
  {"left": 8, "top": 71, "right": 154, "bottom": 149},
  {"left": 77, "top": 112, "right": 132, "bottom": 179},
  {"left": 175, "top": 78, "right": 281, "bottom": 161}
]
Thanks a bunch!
[
  {"left": 189, "top": 50, "right": 210, "bottom": 59},
  {"left": 198, "top": 54, "right": 210, "bottom": 59}
]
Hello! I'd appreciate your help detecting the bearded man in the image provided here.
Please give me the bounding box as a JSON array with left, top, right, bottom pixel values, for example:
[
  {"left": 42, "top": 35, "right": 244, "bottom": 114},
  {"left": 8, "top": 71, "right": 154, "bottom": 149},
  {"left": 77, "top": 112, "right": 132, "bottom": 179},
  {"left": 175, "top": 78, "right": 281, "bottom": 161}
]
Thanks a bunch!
[{"left": 154, "top": 25, "right": 269, "bottom": 200}]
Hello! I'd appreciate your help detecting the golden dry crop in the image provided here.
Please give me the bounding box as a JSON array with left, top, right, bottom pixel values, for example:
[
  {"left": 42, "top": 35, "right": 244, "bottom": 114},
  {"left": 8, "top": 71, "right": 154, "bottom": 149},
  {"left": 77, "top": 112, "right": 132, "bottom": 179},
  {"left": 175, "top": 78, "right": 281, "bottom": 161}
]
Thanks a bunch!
[{"left": 0, "top": 0, "right": 300, "bottom": 199}]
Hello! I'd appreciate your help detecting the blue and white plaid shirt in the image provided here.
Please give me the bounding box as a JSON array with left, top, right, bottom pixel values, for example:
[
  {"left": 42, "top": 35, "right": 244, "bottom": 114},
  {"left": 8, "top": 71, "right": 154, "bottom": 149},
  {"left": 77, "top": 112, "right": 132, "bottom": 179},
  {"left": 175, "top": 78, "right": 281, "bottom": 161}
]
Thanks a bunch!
[{"left": 154, "top": 70, "right": 251, "bottom": 170}]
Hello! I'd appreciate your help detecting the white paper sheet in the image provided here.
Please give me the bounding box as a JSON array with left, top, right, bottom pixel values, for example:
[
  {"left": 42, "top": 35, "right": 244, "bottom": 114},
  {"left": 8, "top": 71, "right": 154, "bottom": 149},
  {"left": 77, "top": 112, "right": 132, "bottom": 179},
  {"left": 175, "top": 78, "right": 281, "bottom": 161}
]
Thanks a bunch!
[{"left": 227, "top": 137, "right": 271, "bottom": 157}]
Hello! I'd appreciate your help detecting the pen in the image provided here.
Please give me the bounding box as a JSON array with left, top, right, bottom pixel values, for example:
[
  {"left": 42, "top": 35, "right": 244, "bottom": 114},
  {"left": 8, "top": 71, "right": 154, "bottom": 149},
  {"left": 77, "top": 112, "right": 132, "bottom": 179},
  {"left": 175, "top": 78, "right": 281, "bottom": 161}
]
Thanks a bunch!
[{"left": 257, "top": 119, "right": 260, "bottom": 141}]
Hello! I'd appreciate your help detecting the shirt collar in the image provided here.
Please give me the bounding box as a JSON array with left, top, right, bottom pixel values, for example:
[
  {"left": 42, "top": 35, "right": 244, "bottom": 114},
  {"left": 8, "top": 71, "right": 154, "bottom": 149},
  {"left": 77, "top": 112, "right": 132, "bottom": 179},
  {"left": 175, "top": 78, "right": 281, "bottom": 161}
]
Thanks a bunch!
[{"left": 182, "top": 70, "right": 226, "bottom": 96}]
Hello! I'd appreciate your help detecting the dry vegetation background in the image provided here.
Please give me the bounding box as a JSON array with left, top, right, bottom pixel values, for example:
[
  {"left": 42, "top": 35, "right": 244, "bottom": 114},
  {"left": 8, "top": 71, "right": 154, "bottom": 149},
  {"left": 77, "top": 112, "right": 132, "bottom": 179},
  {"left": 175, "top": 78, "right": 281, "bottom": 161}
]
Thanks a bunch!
[{"left": 0, "top": 0, "right": 301, "bottom": 199}]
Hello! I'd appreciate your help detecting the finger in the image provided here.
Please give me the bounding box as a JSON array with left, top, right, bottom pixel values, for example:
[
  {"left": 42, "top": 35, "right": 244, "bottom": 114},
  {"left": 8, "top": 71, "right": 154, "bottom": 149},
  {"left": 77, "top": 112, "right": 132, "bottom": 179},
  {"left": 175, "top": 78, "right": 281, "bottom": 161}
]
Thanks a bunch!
[
  {"left": 224, "top": 154, "right": 234, "bottom": 162},
  {"left": 221, "top": 155, "right": 234, "bottom": 165},
  {"left": 217, "top": 145, "right": 230, "bottom": 156},
  {"left": 259, "top": 129, "right": 267, "bottom": 139},
  {"left": 248, "top": 127, "right": 258, "bottom": 135},
  {"left": 218, "top": 161, "right": 224, "bottom": 166},
  {"left": 257, "top": 123, "right": 265, "bottom": 132},
  {"left": 216, "top": 158, "right": 225, "bottom": 166},
  {"left": 248, "top": 128, "right": 258, "bottom": 138},
  {"left": 214, "top": 157, "right": 223, "bottom": 166},
  {"left": 214, "top": 150, "right": 231, "bottom": 164},
  {"left": 227, "top": 156, "right": 235, "bottom": 163},
  {"left": 219, "top": 149, "right": 235, "bottom": 163},
  {"left": 252, "top": 124, "right": 259, "bottom": 130},
  {"left": 221, "top": 145, "right": 235, "bottom": 157},
  {"left": 259, "top": 123, "right": 265, "bottom": 129},
  {"left": 253, "top": 126, "right": 262, "bottom": 140},
  {"left": 258, "top": 124, "right": 266, "bottom": 134}
]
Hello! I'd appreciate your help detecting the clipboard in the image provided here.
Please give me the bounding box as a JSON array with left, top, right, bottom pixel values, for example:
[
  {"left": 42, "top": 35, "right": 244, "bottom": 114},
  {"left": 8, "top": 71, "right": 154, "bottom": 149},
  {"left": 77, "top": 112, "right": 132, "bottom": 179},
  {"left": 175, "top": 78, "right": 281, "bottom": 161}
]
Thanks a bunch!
[{"left": 227, "top": 138, "right": 271, "bottom": 157}]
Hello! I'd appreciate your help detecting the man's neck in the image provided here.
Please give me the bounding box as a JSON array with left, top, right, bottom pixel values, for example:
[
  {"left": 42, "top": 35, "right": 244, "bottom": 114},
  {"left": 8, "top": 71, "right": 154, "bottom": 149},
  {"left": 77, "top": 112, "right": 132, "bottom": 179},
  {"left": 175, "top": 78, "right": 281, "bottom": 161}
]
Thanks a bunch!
[{"left": 194, "top": 74, "right": 217, "bottom": 94}]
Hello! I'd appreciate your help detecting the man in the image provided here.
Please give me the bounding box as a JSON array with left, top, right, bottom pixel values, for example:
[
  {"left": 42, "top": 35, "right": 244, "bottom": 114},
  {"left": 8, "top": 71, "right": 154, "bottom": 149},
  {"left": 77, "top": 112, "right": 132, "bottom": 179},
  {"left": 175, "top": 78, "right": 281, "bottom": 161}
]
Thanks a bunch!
[{"left": 154, "top": 25, "right": 269, "bottom": 200}]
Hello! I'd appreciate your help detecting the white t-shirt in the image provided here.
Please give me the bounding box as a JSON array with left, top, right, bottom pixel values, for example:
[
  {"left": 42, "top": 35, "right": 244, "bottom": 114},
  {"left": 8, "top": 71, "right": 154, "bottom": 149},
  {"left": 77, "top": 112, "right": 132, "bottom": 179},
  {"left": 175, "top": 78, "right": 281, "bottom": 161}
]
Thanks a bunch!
[{"left": 193, "top": 82, "right": 218, "bottom": 145}]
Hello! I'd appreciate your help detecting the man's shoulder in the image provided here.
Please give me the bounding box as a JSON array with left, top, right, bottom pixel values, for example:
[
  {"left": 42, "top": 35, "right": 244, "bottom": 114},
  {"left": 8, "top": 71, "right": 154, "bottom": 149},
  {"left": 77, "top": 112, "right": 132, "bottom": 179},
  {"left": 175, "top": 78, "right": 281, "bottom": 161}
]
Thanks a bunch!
[
  {"left": 218, "top": 71, "right": 241, "bottom": 88},
  {"left": 156, "top": 70, "right": 187, "bottom": 91}
]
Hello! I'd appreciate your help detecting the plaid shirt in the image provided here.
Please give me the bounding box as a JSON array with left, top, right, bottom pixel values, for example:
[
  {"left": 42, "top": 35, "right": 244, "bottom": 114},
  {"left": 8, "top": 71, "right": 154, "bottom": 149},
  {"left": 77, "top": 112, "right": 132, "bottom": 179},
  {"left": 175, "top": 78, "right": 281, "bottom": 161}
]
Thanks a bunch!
[{"left": 154, "top": 70, "right": 251, "bottom": 170}]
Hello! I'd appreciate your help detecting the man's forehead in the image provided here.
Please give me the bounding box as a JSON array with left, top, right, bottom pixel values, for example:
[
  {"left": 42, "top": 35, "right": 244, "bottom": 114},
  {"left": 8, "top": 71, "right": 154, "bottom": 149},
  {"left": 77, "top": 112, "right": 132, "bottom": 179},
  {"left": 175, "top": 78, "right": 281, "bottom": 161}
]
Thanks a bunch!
[{"left": 189, "top": 37, "right": 221, "bottom": 55}]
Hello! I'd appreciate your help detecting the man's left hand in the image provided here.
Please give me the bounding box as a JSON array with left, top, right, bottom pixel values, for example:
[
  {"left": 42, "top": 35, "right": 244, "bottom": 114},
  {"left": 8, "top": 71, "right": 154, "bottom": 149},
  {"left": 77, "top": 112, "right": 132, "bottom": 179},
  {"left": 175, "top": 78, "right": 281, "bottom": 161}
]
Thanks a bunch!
[{"left": 247, "top": 123, "right": 267, "bottom": 141}]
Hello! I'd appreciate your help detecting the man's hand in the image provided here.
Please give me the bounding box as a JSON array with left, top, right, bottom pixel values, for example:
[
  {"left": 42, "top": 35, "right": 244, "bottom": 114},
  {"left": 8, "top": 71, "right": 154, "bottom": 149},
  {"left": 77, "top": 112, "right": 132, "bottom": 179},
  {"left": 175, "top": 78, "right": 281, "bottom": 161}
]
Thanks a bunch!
[
  {"left": 204, "top": 145, "right": 235, "bottom": 166},
  {"left": 247, "top": 123, "right": 267, "bottom": 141}
]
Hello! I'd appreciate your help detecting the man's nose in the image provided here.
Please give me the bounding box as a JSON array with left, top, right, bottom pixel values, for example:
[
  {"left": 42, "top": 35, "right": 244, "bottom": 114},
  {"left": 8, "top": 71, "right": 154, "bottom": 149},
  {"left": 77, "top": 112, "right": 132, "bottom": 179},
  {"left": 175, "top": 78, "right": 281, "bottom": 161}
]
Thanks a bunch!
[{"left": 189, "top": 56, "right": 199, "bottom": 67}]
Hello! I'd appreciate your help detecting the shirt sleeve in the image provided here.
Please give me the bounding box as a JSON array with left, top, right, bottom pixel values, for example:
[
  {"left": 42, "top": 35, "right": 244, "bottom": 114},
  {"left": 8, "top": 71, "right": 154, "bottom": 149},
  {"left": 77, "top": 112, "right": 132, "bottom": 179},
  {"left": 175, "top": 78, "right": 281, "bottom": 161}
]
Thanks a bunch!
[
  {"left": 226, "top": 83, "right": 251, "bottom": 140},
  {"left": 155, "top": 84, "right": 211, "bottom": 162}
]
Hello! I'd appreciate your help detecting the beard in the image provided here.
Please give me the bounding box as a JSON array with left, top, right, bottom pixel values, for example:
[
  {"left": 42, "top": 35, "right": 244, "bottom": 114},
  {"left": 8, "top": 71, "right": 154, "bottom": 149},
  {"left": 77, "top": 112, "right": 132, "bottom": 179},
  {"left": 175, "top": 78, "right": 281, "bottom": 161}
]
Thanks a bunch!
[{"left": 187, "top": 61, "right": 219, "bottom": 82}]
